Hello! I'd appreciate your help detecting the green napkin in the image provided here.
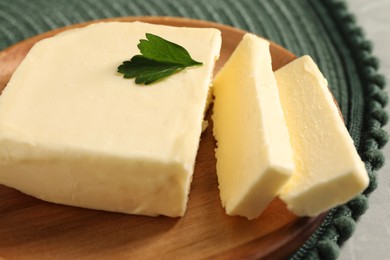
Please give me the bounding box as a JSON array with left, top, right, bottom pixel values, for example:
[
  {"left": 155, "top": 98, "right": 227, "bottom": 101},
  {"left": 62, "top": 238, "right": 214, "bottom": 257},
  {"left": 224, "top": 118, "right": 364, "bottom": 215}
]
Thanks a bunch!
[{"left": 0, "top": 0, "right": 387, "bottom": 258}]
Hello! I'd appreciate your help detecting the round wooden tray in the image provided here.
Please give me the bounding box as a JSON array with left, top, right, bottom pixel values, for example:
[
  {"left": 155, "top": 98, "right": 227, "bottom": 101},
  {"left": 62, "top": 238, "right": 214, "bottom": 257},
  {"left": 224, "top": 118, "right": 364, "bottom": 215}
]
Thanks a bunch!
[{"left": 0, "top": 17, "right": 326, "bottom": 259}]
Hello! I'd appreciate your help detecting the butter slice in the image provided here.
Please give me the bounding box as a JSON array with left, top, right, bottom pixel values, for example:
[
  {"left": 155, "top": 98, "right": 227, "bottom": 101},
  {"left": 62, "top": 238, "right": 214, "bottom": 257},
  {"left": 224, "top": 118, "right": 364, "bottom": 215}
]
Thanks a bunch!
[
  {"left": 0, "top": 22, "right": 221, "bottom": 217},
  {"left": 275, "top": 56, "right": 369, "bottom": 216},
  {"left": 212, "top": 34, "right": 294, "bottom": 220}
]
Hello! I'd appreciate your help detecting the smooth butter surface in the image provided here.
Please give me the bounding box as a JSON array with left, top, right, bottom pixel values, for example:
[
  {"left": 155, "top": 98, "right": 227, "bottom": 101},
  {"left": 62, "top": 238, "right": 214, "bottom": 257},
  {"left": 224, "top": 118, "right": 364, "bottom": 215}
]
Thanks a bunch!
[
  {"left": 213, "top": 34, "right": 294, "bottom": 220},
  {"left": 0, "top": 22, "right": 222, "bottom": 217},
  {"left": 276, "top": 56, "right": 369, "bottom": 216}
]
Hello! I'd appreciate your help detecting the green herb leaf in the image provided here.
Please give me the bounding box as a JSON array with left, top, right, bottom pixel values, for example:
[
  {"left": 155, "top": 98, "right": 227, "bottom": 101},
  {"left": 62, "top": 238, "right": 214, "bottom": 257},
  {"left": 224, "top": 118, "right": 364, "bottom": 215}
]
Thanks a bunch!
[
  {"left": 118, "top": 55, "right": 183, "bottom": 85},
  {"left": 118, "top": 33, "right": 203, "bottom": 85},
  {"left": 138, "top": 33, "right": 202, "bottom": 66}
]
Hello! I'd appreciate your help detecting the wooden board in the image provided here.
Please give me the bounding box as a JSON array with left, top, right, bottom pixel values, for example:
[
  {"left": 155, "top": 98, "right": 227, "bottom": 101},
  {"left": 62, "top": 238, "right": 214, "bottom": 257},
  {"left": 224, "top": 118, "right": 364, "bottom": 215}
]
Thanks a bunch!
[{"left": 0, "top": 17, "right": 326, "bottom": 259}]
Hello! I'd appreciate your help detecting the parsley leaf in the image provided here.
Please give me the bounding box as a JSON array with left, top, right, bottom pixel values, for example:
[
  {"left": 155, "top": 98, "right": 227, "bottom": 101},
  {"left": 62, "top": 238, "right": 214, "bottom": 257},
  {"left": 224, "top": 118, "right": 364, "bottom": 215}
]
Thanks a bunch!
[
  {"left": 117, "top": 33, "right": 203, "bottom": 85},
  {"left": 118, "top": 55, "right": 183, "bottom": 85},
  {"left": 138, "top": 33, "right": 202, "bottom": 66}
]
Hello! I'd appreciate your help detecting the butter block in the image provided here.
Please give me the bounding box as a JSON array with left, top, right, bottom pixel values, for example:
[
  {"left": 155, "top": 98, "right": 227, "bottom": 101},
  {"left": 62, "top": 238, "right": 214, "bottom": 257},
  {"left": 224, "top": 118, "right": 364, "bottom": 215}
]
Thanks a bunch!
[
  {"left": 212, "top": 34, "right": 295, "bottom": 220},
  {"left": 0, "top": 22, "right": 222, "bottom": 217},
  {"left": 275, "top": 56, "right": 369, "bottom": 216}
]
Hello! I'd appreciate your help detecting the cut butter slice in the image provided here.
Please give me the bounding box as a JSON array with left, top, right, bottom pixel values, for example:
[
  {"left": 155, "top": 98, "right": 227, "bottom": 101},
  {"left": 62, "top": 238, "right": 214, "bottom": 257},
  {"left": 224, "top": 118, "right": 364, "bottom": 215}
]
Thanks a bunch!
[
  {"left": 0, "top": 22, "right": 222, "bottom": 217},
  {"left": 212, "top": 34, "right": 295, "bottom": 220},
  {"left": 275, "top": 56, "right": 369, "bottom": 216}
]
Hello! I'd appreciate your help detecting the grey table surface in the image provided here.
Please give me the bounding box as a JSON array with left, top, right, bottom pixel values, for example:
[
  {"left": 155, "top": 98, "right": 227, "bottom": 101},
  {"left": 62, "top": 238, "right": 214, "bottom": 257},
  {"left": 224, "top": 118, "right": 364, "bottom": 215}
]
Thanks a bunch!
[{"left": 340, "top": 1, "right": 390, "bottom": 259}]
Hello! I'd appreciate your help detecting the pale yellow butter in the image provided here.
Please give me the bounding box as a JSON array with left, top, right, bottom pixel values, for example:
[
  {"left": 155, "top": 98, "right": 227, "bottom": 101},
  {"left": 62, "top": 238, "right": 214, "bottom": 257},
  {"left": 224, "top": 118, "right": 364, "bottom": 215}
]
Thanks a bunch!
[
  {"left": 212, "top": 34, "right": 295, "bottom": 220},
  {"left": 276, "top": 56, "right": 369, "bottom": 216},
  {"left": 0, "top": 22, "right": 222, "bottom": 217}
]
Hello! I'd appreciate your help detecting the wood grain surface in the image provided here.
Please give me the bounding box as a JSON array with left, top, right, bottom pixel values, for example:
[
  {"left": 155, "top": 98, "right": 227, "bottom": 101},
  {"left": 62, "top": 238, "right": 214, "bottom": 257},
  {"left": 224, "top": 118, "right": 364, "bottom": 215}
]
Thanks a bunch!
[{"left": 0, "top": 17, "right": 326, "bottom": 260}]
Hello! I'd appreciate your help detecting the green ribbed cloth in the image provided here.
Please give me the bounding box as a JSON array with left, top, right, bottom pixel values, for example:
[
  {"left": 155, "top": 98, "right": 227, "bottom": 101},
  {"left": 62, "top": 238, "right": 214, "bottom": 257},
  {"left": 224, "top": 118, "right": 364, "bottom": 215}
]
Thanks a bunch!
[{"left": 0, "top": 0, "right": 387, "bottom": 259}]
